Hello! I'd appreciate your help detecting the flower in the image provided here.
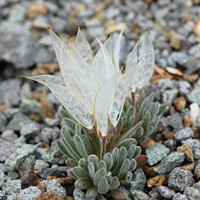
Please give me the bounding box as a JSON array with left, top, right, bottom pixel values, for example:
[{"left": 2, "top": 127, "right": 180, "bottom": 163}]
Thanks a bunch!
[{"left": 25, "top": 26, "right": 154, "bottom": 137}]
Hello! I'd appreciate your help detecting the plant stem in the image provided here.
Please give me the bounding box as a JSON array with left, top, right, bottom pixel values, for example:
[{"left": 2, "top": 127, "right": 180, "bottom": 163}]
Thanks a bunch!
[
  {"left": 108, "top": 126, "right": 117, "bottom": 152},
  {"left": 89, "top": 128, "right": 98, "bottom": 157},
  {"left": 131, "top": 92, "right": 135, "bottom": 106}
]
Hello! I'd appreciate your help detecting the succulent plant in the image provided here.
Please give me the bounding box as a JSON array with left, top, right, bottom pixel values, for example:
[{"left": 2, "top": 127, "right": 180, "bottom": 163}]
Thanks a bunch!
[{"left": 23, "top": 26, "right": 165, "bottom": 199}]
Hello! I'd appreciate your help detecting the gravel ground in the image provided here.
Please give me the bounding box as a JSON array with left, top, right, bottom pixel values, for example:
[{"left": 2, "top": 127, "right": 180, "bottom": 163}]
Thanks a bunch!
[{"left": 0, "top": 0, "right": 200, "bottom": 199}]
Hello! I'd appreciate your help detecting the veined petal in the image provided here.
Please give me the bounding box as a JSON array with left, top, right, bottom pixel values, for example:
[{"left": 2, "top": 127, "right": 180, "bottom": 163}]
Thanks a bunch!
[
  {"left": 92, "top": 37, "right": 115, "bottom": 85},
  {"left": 60, "top": 43, "right": 96, "bottom": 107},
  {"left": 109, "top": 64, "right": 138, "bottom": 127},
  {"left": 94, "top": 74, "right": 120, "bottom": 136},
  {"left": 24, "top": 75, "right": 66, "bottom": 86},
  {"left": 67, "top": 42, "right": 99, "bottom": 90},
  {"left": 74, "top": 28, "right": 93, "bottom": 65},
  {"left": 126, "top": 41, "right": 140, "bottom": 92},
  {"left": 44, "top": 81, "right": 94, "bottom": 128},
  {"left": 137, "top": 32, "right": 154, "bottom": 89},
  {"left": 104, "top": 35, "right": 113, "bottom": 63},
  {"left": 113, "top": 29, "right": 124, "bottom": 72}
]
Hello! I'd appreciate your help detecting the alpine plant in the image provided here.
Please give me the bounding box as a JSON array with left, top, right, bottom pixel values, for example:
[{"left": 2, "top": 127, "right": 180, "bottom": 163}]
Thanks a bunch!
[{"left": 24, "top": 26, "right": 166, "bottom": 199}]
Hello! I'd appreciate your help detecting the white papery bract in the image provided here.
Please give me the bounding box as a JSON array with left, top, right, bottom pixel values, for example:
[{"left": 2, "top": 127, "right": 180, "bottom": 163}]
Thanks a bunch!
[{"left": 26, "top": 27, "right": 154, "bottom": 136}]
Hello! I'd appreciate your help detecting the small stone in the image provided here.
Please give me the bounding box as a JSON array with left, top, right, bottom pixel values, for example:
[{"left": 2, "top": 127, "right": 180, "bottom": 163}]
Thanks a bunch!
[
  {"left": 164, "top": 140, "right": 177, "bottom": 151},
  {"left": 5, "top": 144, "right": 37, "bottom": 171},
  {"left": 40, "top": 127, "right": 60, "bottom": 143},
  {"left": 34, "top": 159, "right": 50, "bottom": 173},
  {"left": 9, "top": 4, "right": 26, "bottom": 23},
  {"left": 184, "top": 187, "right": 200, "bottom": 200},
  {"left": 6, "top": 113, "right": 33, "bottom": 132},
  {"left": 163, "top": 131, "right": 175, "bottom": 139},
  {"left": 1, "top": 130, "right": 17, "bottom": 141},
  {"left": 0, "top": 170, "right": 5, "bottom": 187},
  {"left": 49, "top": 16, "right": 66, "bottom": 33},
  {"left": 44, "top": 118, "right": 60, "bottom": 127},
  {"left": 194, "top": 19, "right": 200, "bottom": 37},
  {"left": 0, "top": 79, "right": 21, "bottom": 106},
  {"left": 27, "top": 3, "right": 48, "bottom": 19},
  {"left": 169, "top": 52, "right": 189, "bottom": 66},
  {"left": 155, "top": 152, "right": 185, "bottom": 174},
  {"left": 194, "top": 164, "right": 200, "bottom": 180},
  {"left": 146, "top": 144, "right": 170, "bottom": 166},
  {"left": 36, "top": 192, "right": 62, "bottom": 200},
  {"left": 73, "top": 188, "right": 85, "bottom": 200},
  {"left": 182, "top": 139, "right": 200, "bottom": 151},
  {"left": 178, "top": 81, "right": 191, "bottom": 96},
  {"left": 0, "top": 112, "right": 7, "bottom": 132},
  {"left": 18, "top": 155, "right": 36, "bottom": 180},
  {"left": 3, "top": 180, "right": 21, "bottom": 195},
  {"left": 142, "top": 164, "right": 158, "bottom": 177},
  {"left": 172, "top": 193, "right": 187, "bottom": 200},
  {"left": 189, "top": 86, "right": 200, "bottom": 105},
  {"left": 34, "top": 46, "right": 53, "bottom": 62},
  {"left": 183, "top": 115, "right": 194, "bottom": 127},
  {"left": 147, "top": 175, "right": 167, "bottom": 188},
  {"left": 168, "top": 168, "right": 193, "bottom": 191},
  {"left": 130, "top": 190, "right": 150, "bottom": 200},
  {"left": 167, "top": 113, "right": 184, "bottom": 131},
  {"left": 174, "top": 127, "right": 194, "bottom": 142},
  {"left": 173, "top": 96, "right": 186, "bottom": 112},
  {"left": 20, "top": 122, "right": 40, "bottom": 137},
  {"left": 194, "top": 149, "right": 200, "bottom": 159},
  {"left": 163, "top": 89, "right": 178, "bottom": 105},
  {"left": 177, "top": 143, "right": 194, "bottom": 162},
  {"left": 186, "top": 57, "right": 200, "bottom": 74},
  {"left": 128, "top": 168, "right": 146, "bottom": 190},
  {"left": 19, "top": 186, "right": 42, "bottom": 200},
  {"left": 194, "top": 182, "right": 200, "bottom": 191},
  {"left": 156, "top": 186, "right": 175, "bottom": 199},
  {"left": 45, "top": 179, "right": 66, "bottom": 198},
  {"left": 20, "top": 97, "right": 43, "bottom": 119}
]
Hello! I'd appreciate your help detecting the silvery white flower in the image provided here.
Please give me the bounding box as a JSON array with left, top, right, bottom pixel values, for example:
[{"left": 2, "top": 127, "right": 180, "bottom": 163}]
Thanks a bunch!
[{"left": 25, "top": 27, "right": 154, "bottom": 137}]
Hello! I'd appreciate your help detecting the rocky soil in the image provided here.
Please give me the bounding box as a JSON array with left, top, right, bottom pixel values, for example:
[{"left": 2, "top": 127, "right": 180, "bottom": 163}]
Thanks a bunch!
[{"left": 0, "top": 0, "right": 200, "bottom": 199}]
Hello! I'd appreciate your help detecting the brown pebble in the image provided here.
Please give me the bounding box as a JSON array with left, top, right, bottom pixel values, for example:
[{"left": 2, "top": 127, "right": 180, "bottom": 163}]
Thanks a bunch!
[
  {"left": 173, "top": 96, "right": 186, "bottom": 112},
  {"left": 27, "top": 3, "right": 48, "bottom": 20},
  {"left": 36, "top": 192, "right": 62, "bottom": 200},
  {"left": 65, "top": 197, "right": 74, "bottom": 200},
  {"left": 0, "top": 104, "right": 12, "bottom": 111},
  {"left": 177, "top": 143, "right": 194, "bottom": 162},
  {"left": 180, "top": 163, "right": 194, "bottom": 171},
  {"left": 192, "top": 126, "right": 200, "bottom": 139},
  {"left": 147, "top": 175, "right": 168, "bottom": 187},
  {"left": 140, "top": 138, "right": 162, "bottom": 150},
  {"left": 47, "top": 176, "right": 74, "bottom": 185},
  {"left": 163, "top": 131, "right": 175, "bottom": 140},
  {"left": 195, "top": 164, "right": 200, "bottom": 180},
  {"left": 183, "top": 73, "right": 199, "bottom": 83},
  {"left": 194, "top": 19, "right": 200, "bottom": 38},
  {"left": 184, "top": 115, "right": 194, "bottom": 127}
]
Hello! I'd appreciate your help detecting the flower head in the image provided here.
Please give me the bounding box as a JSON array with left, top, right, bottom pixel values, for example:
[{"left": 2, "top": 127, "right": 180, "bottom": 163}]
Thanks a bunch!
[{"left": 25, "top": 26, "right": 154, "bottom": 136}]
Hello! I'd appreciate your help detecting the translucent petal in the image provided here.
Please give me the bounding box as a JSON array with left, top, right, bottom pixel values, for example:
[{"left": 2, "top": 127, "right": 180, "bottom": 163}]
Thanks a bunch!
[
  {"left": 109, "top": 64, "right": 138, "bottom": 127},
  {"left": 94, "top": 74, "right": 120, "bottom": 136},
  {"left": 104, "top": 36, "right": 113, "bottom": 62},
  {"left": 48, "top": 29, "right": 62, "bottom": 64},
  {"left": 60, "top": 43, "right": 96, "bottom": 107},
  {"left": 24, "top": 75, "right": 66, "bottom": 86},
  {"left": 137, "top": 32, "right": 154, "bottom": 89},
  {"left": 126, "top": 41, "right": 140, "bottom": 92},
  {"left": 67, "top": 42, "right": 99, "bottom": 90},
  {"left": 74, "top": 28, "right": 93, "bottom": 65},
  {"left": 92, "top": 38, "right": 115, "bottom": 85},
  {"left": 44, "top": 81, "right": 94, "bottom": 128},
  {"left": 113, "top": 30, "right": 124, "bottom": 72}
]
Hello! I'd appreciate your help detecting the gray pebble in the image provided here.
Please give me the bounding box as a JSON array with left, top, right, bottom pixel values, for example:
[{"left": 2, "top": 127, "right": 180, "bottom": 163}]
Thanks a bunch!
[
  {"left": 184, "top": 187, "right": 200, "bottom": 200},
  {"left": 169, "top": 52, "right": 189, "bottom": 66},
  {"left": 20, "top": 122, "right": 40, "bottom": 137},
  {"left": 146, "top": 144, "right": 170, "bottom": 166},
  {"left": 40, "top": 127, "right": 60, "bottom": 143},
  {"left": 167, "top": 113, "right": 184, "bottom": 131},
  {"left": 189, "top": 86, "right": 200, "bottom": 105},
  {"left": 19, "top": 186, "right": 42, "bottom": 200},
  {"left": 172, "top": 193, "right": 187, "bottom": 200},
  {"left": 44, "top": 117, "right": 60, "bottom": 127},
  {"left": 9, "top": 4, "right": 26, "bottom": 23},
  {"left": 0, "top": 79, "right": 21, "bottom": 106},
  {"left": 34, "top": 159, "right": 50, "bottom": 173},
  {"left": 5, "top": 144, "right": 37, "bottom": 171},
  {"left": 156, "top": 186, "right": 175, "bottom": 199},
  {"left": 174, "top": 127, "right": 194, "bottom": 142},
  {"left": 182, "top": 139, "right": 200, "bottom": 151},
  {"left": 164, "top": 140, "right": 177, "bottom": 151},
  {"left": 194, "top": 182, "right": 200, "bottom": 191},
  {"left": 168, "top": 168, "right": 193, "bottom": 191},
  {"left": 0, "top": 112, "right": 7, "bottom": 132},
  {"left": 155, "top": 152, "right": 185, "bottom": 174},
  {"left": 1, "top": 130, "right": 18, "bottom": 141},
  {"left": 130, "top": 190, "right": 150, "bottom": 200},
  {"left": 3, "top": 180, "right": 21, "bottom": 195},
  {"left": 46, "top": 179, "right": 66, "bottom": 198}
]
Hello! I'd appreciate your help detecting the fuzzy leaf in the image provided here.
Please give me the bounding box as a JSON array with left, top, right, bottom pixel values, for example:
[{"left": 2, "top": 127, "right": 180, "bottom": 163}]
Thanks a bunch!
[
  {"left": 74, "top": 28, "right": 93, "bottom": 65},
  {"left": 103, "top": 153, "right": 113, "bottom": 172},
  {"left": 97, "top": 160, "right": 107, "bottom": 171},
  {"left": 116, "top": 138, "right": 137, "bottom": 149},
  {"left": 75, "top": 178, "right": 92, "bottom": 190},
  {"left": 73, "top": 166, "right": 89, "bottom": 178},
  {"left": 95, "top": 74, "right": 119, "bottom": 136},
  {"left": 109, "top": 177, "right": 120, "bottom": 190},
  {"left": 147, "top": 126, "right": 155, "bottom": 137},
  {"left": 98, "top": 177, "right": 110, "bottom": 194},
  {"left": 142, "top": 111, "right": 151, "bottom": 134},
  {"left": 56, "top": 140, "right": 71, "bottom": 158},
  {"left": 117, "top": 159, "right": 131, "bottom": 179},
  {"left": 137, "top": 32, "right": 154, "bottom": 88},
  {"left": 104, "top": 35, "right": 113, "bottom": 61},
  {"left": 66, "top": 159, "right": 78, "bottom": 168},
  {"left": 126, "top": 106, "right": 135, "bottom": 129},
  {"left": 125, "top": 171, "right": 132, "bottom": 183},
  {"left": 44, "top": 81, "right": 94, "bottom": 128},
  {"left": 127, "top": 144, "right": 136, "bottom": 159},
  {"left": 88, "top": 155, "right": 99, "bottom": 170},
  {"left": 74, "top": 135, "right": 88, "bottom": 159},
  {"left": 133, "top": 146, "right": 141, "bottom": 158},
  {"left": 63, "top": 118, "right": 76, "bottom": 132},
  {"left": 129, "top": 159, "right": 137, "bottom": 171},
  {"left": 80, "top": 134, "right": 94, "bottom": 156},
  {"left": 85, "top": 187, "right": 98, "bottom": 199},
  {"left": 88, "top": 163, "right": 95, "bottom": 178},
  {"left": 148, "top": 102, "right": 159, "bottom": 123},
  {"left": 94, "top": 168, "right": 106, "bottom": 187},
  {"left": 158, "top": 103, "right": 167, "bottom": 116},
  {"left": 78, "top": 158, "right": 88, "bottom": 170},
  {"left": 134, "top": 127, "right": 144, "bottom": 140},
  {"left": 111, "top": 148, "right": 119, "bottom": 163}
]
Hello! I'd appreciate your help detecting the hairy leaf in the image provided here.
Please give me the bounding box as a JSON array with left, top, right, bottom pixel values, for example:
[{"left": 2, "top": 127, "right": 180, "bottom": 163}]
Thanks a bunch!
[{"left": 98, "top": 177, "right": 109, "bottom": 194}]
